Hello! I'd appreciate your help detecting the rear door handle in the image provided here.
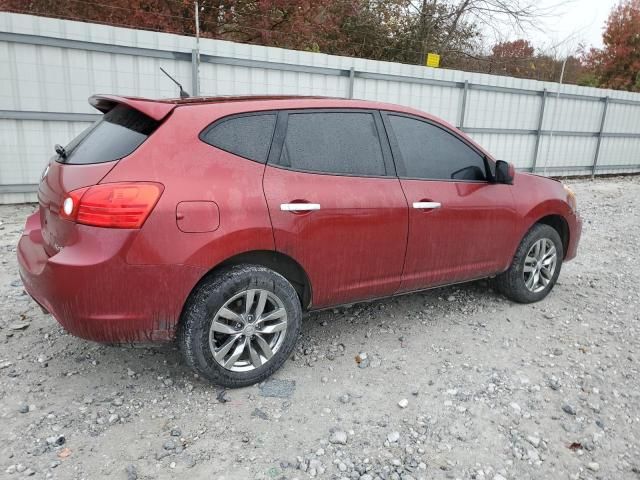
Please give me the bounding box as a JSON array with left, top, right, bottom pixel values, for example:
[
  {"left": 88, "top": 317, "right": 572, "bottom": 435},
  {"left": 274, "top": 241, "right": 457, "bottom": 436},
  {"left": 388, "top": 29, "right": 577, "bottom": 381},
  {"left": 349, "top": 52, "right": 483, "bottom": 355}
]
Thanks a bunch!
[
  {"left": 412, "top": 201, "right": 441, "bottom": 209},
  {"left": 280, "top": 203, "right": 321, "bottom": 212}
]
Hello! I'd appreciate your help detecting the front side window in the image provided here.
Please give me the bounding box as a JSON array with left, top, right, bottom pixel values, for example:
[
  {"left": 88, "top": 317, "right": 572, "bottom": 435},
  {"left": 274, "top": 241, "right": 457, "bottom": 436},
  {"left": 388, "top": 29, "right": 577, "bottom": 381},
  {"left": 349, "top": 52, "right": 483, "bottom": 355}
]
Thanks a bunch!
[
  {"left": 389, "top": 115, "right": 487, "bottom": 181},
  {"left": 279, "top": 112, "right": 386, "bottom": 176},
  {"left": 201, "top": 114, "right": 276, "bottom": 163}
]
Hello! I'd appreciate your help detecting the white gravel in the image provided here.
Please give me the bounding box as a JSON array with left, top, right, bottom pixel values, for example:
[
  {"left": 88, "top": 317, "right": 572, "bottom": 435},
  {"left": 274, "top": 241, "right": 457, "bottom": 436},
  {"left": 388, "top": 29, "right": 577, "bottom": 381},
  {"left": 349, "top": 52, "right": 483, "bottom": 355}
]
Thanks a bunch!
[{"left": 1, "top": 176, "right": 639, "bottom": 479}]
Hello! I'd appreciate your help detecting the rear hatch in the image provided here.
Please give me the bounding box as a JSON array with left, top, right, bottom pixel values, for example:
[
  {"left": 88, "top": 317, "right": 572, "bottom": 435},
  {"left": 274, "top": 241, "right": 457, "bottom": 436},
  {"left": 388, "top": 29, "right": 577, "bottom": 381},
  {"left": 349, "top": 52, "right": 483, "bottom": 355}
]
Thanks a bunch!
[{"left": 38, "top": 96, "right": 174, "bottom": 256}]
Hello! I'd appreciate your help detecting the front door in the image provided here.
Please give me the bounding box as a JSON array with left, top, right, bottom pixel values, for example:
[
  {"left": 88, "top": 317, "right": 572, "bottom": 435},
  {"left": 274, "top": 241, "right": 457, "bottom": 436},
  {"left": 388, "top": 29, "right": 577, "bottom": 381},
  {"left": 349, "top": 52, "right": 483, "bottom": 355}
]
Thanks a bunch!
[
  {"left": 263, "top": 110, "right": 408, "bottom": 308},
  {"left": 383, "top": 112, "right": 517, "bottom": 292}
]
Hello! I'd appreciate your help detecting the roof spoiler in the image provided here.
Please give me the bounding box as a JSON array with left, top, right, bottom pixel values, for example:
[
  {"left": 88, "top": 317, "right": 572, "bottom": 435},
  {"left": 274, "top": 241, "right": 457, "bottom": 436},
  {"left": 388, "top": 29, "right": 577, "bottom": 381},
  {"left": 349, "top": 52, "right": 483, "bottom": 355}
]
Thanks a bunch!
[{"left": 89, "top": 95, "right": 177, "bottom": 121}]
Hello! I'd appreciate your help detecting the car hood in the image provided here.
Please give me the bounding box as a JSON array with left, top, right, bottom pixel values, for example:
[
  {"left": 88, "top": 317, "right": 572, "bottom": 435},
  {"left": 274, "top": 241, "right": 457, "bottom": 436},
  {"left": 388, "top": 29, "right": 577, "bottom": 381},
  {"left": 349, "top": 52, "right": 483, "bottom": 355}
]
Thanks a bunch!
[{"left": 518, "top": 171, "right": 562, "bottom": 183}]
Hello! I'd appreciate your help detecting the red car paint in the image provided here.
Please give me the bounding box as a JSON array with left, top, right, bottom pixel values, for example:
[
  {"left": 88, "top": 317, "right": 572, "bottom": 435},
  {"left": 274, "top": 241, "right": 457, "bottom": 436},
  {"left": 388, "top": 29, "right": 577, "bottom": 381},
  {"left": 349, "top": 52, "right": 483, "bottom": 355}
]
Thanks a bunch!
[
  {"left": 17, "top": 95, "right": 582, "bottom": 343},
  {"left": 263, "top": 168, "right": 408, "bottom": 307}
]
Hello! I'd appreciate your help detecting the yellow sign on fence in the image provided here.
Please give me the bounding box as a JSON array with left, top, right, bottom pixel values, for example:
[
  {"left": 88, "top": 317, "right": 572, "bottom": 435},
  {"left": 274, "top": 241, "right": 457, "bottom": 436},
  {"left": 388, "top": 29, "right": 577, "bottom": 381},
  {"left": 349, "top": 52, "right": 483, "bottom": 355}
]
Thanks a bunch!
[{"left": 426, "top": 52, "right": 440, "bottom": 68}]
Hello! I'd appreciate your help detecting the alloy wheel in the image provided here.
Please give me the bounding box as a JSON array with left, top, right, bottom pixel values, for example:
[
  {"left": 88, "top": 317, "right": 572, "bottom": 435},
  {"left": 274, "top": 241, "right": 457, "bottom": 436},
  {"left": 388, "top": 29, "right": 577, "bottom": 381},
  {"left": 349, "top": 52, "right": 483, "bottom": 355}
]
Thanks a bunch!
[
  {"left": 523, "top": 238, "right": 557, "bottom": 293},
  {"left": 209, "top": 289, "right": 288, "bottom": 372}
]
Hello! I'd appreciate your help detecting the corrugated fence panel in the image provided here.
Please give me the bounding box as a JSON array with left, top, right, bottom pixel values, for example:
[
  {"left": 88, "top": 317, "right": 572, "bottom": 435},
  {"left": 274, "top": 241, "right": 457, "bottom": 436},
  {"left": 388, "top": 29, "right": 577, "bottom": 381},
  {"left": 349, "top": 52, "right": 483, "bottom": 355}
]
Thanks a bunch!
[
  {"left": 467, "top": 132, "right": 537, "bottom": 170},
  {"left": 0, "top": 118, "right": 90, "bottom": 181},
  {"left": 354, "top": 79, "right": 461, "bottom": 125},
  {"left": 4, "top": 43, "right": 191, "bottom": 112},
  {"left": 464, "top": 90, "right": 541, "bottom": 130},
  {"left": 538, "top": 135, "right": 599, "bottom": 172},
  {"left": 599, "top": 137, "right": 640, "bottom": 167},
  {"left": 542, "top": 96, "right": 605, "bottom": 133},
  {"left": 1, "top": 12, "right": 640, "bottom": 202},
  {"left": 606, "top": 102, "right": 640, "bottom": 134}
]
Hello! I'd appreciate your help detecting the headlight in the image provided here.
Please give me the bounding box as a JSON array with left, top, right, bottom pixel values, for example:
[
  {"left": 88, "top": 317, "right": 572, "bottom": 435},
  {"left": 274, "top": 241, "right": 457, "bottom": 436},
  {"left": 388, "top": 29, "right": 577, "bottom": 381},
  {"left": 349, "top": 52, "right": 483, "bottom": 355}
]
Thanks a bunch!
[{"left": 563, "top": 184, "right": 577, "bottom": 213}]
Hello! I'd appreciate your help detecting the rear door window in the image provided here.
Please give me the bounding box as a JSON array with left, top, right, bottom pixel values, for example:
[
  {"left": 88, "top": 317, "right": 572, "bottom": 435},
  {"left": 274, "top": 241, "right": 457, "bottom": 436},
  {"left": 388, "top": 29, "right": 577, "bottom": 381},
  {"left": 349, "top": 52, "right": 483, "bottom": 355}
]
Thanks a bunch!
[
  {"left": 201, "top": 114, "right": 276, "bottom": 163},
  {"left": 60, "top": 104, "right": 159, "bottom": 165},
  {"left": 278, "top": 111, "right": 386, "bottom": 176}
]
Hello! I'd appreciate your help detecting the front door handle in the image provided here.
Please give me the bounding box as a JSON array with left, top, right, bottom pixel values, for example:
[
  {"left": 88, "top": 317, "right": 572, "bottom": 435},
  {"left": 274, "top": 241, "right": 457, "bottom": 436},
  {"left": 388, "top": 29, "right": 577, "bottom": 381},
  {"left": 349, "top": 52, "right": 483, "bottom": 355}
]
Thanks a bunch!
[
  {"left": 412, "top": 201, "right": 441, "bottom": 209},
  {"left": 280, "top": 203, "right": 321, "bottom": 212}
]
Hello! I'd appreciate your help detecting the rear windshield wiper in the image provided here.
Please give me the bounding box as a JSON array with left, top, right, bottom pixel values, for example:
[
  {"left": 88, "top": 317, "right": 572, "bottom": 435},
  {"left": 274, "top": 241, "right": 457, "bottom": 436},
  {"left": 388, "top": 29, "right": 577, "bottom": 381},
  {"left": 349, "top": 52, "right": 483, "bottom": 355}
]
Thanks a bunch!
[{"left": 54, "top": 144, "right": 67, "bottom": 159}]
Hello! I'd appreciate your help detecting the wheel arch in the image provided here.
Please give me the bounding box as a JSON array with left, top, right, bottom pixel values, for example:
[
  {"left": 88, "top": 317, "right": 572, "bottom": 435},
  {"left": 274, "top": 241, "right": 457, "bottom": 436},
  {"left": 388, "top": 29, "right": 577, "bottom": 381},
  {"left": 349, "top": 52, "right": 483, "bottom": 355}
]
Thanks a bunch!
[
  {"left": 185, "top": 250, "right": 312, "bottom": 313},
  {"left": 534, "top": 214, "right": 570, "bottom": 258}
]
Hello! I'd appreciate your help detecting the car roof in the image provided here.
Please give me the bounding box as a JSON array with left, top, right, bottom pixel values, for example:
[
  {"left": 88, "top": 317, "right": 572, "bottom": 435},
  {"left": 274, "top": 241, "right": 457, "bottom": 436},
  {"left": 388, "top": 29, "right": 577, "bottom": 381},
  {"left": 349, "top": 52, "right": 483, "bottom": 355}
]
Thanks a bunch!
[
  {"left": 90, "top": 94, "right": 431, "bottom": 119},
  {"left": 151, "top": 95, "right": 335, "bottom": 104},
  {"left": 88, "top": 94, "right": 494, "bottom": 160}
]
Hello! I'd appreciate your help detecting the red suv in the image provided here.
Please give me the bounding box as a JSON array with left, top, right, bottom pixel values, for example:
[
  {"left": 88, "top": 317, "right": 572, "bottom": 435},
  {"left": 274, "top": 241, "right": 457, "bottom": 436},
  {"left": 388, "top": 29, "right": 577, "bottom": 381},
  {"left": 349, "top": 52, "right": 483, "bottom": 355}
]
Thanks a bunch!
[{"left": 18, "top": 95, "right": 582, "bottom": 387}]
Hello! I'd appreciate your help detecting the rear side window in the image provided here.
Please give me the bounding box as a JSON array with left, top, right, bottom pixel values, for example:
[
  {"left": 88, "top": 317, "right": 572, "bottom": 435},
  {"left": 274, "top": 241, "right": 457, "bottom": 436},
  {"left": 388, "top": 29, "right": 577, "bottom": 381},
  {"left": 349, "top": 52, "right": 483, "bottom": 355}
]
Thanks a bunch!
[
  {"left": 60, "top": 104, "right": 158, "bottom": 165},
  {"left": 279, "top": 112, "right": 386, "bottom": 176},
  {"left": 389, "top": 115, "right": 487, "bottom": 181},
  {"left": 201, "top": 114, "right": 276, "bottom": 163}
]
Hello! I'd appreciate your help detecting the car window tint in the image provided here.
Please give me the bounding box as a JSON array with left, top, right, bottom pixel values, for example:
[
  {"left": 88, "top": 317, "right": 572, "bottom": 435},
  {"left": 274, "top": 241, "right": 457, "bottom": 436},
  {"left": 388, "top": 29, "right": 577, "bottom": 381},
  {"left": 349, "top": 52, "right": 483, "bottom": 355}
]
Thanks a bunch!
[
  {"left": 389, "top": 115, "right": 486, "bottom": 181},
  {"left": 280, "top": 112, "right": 386, "bottom": 176},
  {"left": 61, "top": 104, "right": 158, "bottom": 165},
  {"left": 202, "top": 114, "right": 276, "bottom": 163}
]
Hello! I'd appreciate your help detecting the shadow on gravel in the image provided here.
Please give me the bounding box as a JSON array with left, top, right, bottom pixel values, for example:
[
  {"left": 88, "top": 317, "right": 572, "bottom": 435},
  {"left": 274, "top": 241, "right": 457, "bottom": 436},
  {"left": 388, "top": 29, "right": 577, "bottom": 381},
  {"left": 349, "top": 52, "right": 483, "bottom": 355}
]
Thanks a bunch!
[
  {"left": 45, "top": 277, "right": 503, "bottom": 390},
  {"left": 302, "top": 278, "right": 502, "bottom": 324}
]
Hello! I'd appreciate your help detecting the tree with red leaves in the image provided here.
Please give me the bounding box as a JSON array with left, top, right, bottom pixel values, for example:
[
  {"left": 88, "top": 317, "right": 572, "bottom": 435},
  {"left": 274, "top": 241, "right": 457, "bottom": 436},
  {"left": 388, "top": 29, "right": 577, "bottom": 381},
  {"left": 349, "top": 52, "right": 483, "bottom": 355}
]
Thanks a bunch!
[
  {"left": 492, "top": 39, "right": 534, "bottom": 59},
  {"left": 2, "top": 0, "right": 602, "bottom": 87},
  {"left": 484, "top": 39, "right": 586, "bottom": 84},
  {"left": 582, "top": 0, "right": 640, "bottom": 91},
  {"left": 489, "top": 39, "right": 535, "bottom": 77},
  {"left": 0, "top": 0, "right": 554, "bottom": 69},
  {"left": 0, "top": 0, "right": 357, "bottom": 52}
]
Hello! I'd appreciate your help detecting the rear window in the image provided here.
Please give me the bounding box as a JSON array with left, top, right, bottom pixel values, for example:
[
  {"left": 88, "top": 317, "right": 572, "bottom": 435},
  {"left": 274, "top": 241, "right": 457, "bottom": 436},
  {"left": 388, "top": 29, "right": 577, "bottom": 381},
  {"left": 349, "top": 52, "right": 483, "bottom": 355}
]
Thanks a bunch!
[
  {"left": 59, "top": 104, "right": 158, "bottom": 164},
  {"left": 200, "top": 114, "right": 276, "bottom": 163}
]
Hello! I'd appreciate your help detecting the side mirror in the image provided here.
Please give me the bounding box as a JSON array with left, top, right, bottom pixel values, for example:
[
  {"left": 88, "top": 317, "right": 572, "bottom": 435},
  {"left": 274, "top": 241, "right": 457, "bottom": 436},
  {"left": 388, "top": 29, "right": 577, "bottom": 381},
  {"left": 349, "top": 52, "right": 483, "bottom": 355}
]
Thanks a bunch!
[{"left": 495, "top": 160, "right": 514, "bottom": 184}]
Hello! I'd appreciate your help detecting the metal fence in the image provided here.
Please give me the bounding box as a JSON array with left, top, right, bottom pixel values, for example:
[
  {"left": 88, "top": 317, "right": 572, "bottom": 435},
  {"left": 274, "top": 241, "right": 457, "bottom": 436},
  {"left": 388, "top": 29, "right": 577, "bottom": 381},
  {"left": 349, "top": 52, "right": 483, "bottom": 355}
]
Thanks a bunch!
[{"left": 1, "top": 12, "right": 640, "bottom": 203}]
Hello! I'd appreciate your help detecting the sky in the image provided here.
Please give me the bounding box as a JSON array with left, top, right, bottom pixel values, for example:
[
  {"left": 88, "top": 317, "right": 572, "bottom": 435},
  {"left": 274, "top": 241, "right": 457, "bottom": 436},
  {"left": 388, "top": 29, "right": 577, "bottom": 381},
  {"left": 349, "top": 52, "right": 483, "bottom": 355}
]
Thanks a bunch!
[{"left": 491, "top": 0, "right": 618, "bottom": 54}]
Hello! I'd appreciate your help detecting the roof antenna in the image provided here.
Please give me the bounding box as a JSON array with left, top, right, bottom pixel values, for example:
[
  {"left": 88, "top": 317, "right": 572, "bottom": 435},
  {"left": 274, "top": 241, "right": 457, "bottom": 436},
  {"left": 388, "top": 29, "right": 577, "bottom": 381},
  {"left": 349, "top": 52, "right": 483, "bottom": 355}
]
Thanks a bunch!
[{"left": 160, "top": 67, "right": 190, "bottom": 99}]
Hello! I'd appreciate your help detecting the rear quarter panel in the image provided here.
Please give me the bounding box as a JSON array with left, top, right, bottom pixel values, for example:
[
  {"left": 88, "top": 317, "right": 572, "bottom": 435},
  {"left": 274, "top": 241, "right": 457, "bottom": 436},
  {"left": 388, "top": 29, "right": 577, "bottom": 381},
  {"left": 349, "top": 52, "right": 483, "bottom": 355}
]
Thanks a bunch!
[{"left": 101, "top": 104, "right": 275, "bottom": 269}]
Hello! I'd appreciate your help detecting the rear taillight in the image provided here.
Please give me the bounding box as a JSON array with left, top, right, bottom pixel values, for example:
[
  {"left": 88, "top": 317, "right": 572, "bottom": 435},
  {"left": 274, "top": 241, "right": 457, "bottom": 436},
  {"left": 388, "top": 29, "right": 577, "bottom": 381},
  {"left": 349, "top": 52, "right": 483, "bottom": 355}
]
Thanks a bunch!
[{"left": 60, "top": 182, "right": 164, "bottom": 228}]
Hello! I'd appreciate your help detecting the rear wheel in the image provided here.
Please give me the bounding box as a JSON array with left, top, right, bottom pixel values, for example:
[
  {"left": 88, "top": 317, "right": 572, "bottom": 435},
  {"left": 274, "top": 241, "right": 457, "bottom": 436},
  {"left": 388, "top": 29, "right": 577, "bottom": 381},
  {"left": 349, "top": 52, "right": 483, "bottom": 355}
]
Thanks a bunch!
[
  {"left": 180, "top": 265, "right": 302, "bottom": 388},
  {"left": 496, "top": 223, "right": 563, "bottom": 303}
]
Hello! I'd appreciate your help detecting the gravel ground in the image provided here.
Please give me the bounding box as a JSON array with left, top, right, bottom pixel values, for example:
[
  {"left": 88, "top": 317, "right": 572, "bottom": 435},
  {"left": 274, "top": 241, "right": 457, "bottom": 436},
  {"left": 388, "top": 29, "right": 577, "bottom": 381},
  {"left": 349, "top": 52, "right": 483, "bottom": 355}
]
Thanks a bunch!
[{"left": 1, "top": 176, "right": 639, "bottom": 480}]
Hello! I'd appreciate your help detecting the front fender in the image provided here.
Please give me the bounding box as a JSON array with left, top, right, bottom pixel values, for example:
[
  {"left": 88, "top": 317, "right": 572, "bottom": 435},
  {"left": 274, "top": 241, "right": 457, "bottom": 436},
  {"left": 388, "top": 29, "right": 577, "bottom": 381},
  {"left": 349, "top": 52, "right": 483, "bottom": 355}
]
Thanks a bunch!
[
  {"left": 521, "top": 198, "right": 573, "bottom": 234},
  {"left": 510, "top": 173, "right": 580, "bottom": 260}
]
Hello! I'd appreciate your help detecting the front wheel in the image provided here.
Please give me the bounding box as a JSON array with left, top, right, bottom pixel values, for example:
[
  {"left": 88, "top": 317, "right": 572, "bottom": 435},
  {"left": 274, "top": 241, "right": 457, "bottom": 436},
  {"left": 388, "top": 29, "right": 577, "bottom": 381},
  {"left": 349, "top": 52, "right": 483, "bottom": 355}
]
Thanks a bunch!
[
  {"left": 496, "top": 223, "right": 563, "bottom": 303},
  {"left": 179, "top": 265, "right": 302, "bottom": 388}
]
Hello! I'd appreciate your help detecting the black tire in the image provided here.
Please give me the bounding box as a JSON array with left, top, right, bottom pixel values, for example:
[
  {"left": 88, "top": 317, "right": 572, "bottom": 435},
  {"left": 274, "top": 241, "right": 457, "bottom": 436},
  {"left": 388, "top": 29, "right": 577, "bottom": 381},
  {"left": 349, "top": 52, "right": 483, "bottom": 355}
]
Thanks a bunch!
[
  {"left": 495, "top": 223, "right": 564, "bottom": 304},
  {"left": 179, "top": 264, "right": 302, "bottom": 388}
]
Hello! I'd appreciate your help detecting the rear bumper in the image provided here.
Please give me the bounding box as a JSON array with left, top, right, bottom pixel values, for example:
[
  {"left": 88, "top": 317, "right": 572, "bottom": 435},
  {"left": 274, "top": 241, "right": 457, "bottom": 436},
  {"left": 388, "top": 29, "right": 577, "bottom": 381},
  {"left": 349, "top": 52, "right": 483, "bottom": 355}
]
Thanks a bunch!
[
  {"left": 565, "top": 212, "right": 582, "bottom": 261},
  {"left": 17, "top": 212, "right": 204, "bottom": 343}
]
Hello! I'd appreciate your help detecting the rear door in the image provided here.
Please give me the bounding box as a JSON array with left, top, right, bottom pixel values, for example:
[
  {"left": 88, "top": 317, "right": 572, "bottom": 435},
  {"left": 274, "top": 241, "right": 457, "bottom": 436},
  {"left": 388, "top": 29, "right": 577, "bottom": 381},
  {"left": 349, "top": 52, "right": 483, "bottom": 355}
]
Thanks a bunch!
[
  {"left": 383, "top": 112, "right": 517, "bottom": 291},
  {"left": 263, "top": 109, "right": 408, "bottom": 308}
]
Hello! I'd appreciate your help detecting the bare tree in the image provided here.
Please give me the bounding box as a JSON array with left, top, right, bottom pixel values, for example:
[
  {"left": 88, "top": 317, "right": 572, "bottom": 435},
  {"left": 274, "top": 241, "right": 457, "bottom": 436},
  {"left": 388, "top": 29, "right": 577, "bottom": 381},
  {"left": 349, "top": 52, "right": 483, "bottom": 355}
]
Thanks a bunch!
[{"left": 404, "top": 0, "right": 560, "bottom": 64}]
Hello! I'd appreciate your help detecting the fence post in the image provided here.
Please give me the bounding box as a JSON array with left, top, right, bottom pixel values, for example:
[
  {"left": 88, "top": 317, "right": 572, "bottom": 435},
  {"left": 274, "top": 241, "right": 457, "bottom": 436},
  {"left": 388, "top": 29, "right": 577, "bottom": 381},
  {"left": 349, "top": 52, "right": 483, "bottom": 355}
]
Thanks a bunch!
[
  {"left": 458, "top": 80, "right": 469, "bottom": 128},
  {"left": 592, "top": 96, "right": 609, "bottom": 178},
  {"left": 531, "top": 89, "right": 547, "bottom": 173},
  {"left": 191, "top": 48, "right": 200, "bottom": 96},
  {"left": 347, "top": 67, "right": 355, "bottom": 99}
]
